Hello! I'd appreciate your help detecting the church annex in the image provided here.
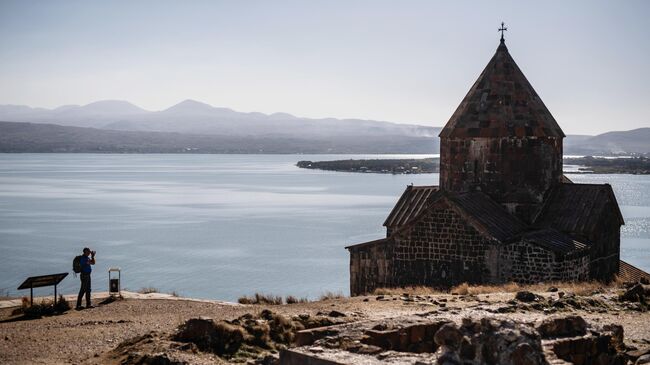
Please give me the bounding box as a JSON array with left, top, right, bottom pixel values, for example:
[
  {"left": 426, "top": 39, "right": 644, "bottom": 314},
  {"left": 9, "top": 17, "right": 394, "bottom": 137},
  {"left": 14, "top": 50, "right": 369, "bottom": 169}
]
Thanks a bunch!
[{"left": 346, "top": 33, "right": 629, "bottom": 296}]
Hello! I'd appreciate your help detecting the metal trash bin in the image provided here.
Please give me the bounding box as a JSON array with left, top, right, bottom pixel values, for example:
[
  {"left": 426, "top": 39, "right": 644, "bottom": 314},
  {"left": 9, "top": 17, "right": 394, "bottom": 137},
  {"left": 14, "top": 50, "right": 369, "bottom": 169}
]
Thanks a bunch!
[{"left": 108, "top": 267, "right": 121, "bottom": 297}]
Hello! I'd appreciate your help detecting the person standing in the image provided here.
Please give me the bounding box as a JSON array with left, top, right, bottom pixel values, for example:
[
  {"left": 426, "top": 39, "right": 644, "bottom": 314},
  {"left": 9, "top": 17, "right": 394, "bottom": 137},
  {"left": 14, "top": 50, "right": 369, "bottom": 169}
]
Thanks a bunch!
[{"left": 76, "top": 247, "right": 96, "bottom": 310}]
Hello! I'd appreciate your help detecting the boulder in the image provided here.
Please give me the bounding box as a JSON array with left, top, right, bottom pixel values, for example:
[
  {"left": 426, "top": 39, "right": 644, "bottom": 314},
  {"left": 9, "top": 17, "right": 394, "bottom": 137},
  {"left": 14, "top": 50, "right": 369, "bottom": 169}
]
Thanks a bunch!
[
  {"left": 628, "top": 348, "right": 650, "bottom": 363},
  {"left": 328, "top": 310, "right": 346, "bottom": 318},
  {"left": 637, "top": 354, "right": 650, "bottom": 364},
  {"left": 515, "top": 291, "right": 537, "bottom": 302},
  {"left": 434, "top": 323, "right": 463, "bottom": 350},
  {"left": 536, "top": 315, "right": 587, "bottom": 339},
  {"left": 174, "top": 317, "right": 245, "bottom": 355},
  {"left": 620, "top": 283, "right": 650, "bottom": 302}
]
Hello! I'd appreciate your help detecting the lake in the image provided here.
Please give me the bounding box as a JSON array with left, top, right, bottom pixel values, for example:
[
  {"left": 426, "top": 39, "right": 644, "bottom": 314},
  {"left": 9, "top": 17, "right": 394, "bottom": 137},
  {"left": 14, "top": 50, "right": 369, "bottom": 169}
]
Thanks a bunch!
[{"left": 0, "top": 154, "right": 649, "bottom": 302}]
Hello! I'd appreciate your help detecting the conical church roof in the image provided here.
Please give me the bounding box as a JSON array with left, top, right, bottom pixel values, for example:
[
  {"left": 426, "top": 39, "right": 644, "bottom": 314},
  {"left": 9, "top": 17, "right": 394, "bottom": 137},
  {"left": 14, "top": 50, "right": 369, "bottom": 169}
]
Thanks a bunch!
[{"left": 440, "top": 40, "right": 565, "bottom": 138}]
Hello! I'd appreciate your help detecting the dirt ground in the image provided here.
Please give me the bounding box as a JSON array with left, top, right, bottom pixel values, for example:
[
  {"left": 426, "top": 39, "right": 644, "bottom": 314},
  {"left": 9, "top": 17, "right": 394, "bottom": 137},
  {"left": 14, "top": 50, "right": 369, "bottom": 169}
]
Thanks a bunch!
[{"left": 0, "top": 288, "right": 649, "bottom": 364}]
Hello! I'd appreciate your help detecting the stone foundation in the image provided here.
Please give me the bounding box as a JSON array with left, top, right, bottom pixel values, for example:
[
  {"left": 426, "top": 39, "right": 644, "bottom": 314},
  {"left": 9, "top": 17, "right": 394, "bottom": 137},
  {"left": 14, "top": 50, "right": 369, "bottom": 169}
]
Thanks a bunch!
[{"left": 280, "top": 314, "right": 626, "bottom": 365}]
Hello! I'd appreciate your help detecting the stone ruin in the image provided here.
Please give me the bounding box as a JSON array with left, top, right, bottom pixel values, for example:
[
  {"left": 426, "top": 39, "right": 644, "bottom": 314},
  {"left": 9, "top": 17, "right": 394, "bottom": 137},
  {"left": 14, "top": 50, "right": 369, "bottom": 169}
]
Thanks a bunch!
[{"left": 281, "top": 314, "right": 628, "bottom": 365}]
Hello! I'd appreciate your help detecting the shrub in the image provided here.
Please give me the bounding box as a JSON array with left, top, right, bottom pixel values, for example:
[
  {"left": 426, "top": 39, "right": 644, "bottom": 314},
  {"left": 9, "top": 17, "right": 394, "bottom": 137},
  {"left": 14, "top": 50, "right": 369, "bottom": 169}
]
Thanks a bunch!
[
  {"left": 373, "top": 286, "right": 443, "bottom": 296},
  {"left": 237, "top": 293, "right": 283, "bottom": 305},
  {"left": 318, "top": 291, "right": 345, "bottom": 301},
  {"left": 23, "top": 303, "right": 45, "bottom": 318},
  {"left": 0, "top": 287, "right": 12, "bottom": 300},
  {"left": 238, "top": 296, "right": 254, "bottom": 304},
  {"left": 267, "top": 312, "right": 295, "bottom": 344},
  {"left": 54, "top": 295, "right": 70, "bottom": 312},
  {"left": 247, "top": 322, "right": 271, "bottom": 348},
  {"left": 285, "top": 295, "right": 309, "bottom": 304},
  {"left": 213, "top": 322, "right": 246, "bottom": 355},
  {"left": 255, "top": 293, "right": 283, "bottom": 305},
  {"left": 451, "top": 282, "right": 469, "bottom": 295},
  {"left": 138, "top": 287, "right": 159, "bottom": 294},
  {"left": 175, "top": 317, "right": 246, "bottom": 356},
  {"left": 18, "top": 295, "right": 70, "bottom": 319}
]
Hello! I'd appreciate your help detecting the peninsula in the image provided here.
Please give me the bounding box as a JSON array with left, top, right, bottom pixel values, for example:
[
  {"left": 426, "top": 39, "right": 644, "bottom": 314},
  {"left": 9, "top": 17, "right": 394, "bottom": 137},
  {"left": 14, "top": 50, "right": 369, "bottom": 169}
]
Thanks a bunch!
[{"left": 297, "top": 156, "right": 650, "bottom": 175}]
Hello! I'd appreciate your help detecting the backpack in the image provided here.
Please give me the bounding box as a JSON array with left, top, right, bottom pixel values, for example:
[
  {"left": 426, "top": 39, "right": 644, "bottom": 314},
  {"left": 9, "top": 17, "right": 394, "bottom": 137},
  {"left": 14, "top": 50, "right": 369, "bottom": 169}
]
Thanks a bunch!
[{"left": 73, "top": 255, "right": 83, "bottom": 274}]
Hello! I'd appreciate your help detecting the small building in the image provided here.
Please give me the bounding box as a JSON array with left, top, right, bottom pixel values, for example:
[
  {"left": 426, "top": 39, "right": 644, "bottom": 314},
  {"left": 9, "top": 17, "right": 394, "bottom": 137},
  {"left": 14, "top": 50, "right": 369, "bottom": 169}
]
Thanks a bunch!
[{"left": 346, "top": 33, "right": 633, "bottom": 296}]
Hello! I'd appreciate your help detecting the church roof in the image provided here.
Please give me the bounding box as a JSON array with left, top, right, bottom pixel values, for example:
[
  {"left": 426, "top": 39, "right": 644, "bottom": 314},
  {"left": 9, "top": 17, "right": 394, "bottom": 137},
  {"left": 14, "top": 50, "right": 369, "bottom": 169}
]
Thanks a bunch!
[
  {"left": 618, "top": 260, "right": 650, "bottom": 282},
  {"left": 534, "top": 183, "right": 625, "bottom": 235},
  {"left": 520, "top": 228, "right": 588, "bottom": 254},
  {"left": 440, "top": 40, "right": 565, "bottom": 139},
  {"left": 383, "top": 185, "right": 439, "bottom": 229},
  {"left": 345, "top": 237, "right": 392, "bottom": 250},
  {"left": 448, "top": 192, "right": 527, "bottom": 242},
  {"left": 384, "top": 186, "right": 527, "bottom": 242},
  {"left": 354, "top": 182, "right": 626, "bottom": 255}
]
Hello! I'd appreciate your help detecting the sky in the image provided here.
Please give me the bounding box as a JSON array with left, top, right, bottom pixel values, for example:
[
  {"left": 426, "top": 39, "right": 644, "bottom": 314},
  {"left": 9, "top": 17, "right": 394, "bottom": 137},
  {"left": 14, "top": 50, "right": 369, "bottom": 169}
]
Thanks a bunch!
[{"left": 0, "top": 0, "right": 648, "bottom": 135}]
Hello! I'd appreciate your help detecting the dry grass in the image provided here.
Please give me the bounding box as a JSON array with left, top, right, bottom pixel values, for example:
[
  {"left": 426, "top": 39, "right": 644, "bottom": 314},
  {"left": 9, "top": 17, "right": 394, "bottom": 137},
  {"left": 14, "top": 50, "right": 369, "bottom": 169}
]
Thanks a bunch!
[
  {"left": 237, "top": 291, "right": 344, "bottom": 304},
  {"left": 137, "top": 287, "right": 179, "bottom": 297},
  {"left": 373, "top": 286, "right": 446, "bottom": 296},
  {"left": 138, "top": 287, "right": 159, "bottom": 294},
  {"left": 373, "top": 280, "right": 619, "bottom": 297},
  {"left": 285, "top": 295, "right": 309, "bottom": 304},
  {"left": 238, "top": 293, "right": 284, "bottom": 305},
  {"left": 0, "top": 288, "right": 13, "bottom": 300},
  {"left": 450, "top": 282, "right": 521, "bottom": 295},
  {"left": 13, "top": 295, "right": 70, "bottom": 318},
  {"left": 318, "top": 291, "right": 345, "bottom": 301}
]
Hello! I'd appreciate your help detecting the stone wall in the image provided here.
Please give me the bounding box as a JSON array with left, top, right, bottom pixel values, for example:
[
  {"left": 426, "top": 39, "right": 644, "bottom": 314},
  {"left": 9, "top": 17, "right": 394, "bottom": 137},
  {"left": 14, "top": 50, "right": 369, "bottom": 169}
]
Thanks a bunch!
[
  {"left": 440, "top": 136, "right": 562, "bottom": 223},
  {"left": 587, "top": 204, "right": 621, "bottom": 281},
  {"left": 499, "top": 241, "right": 589, "bottom": 283},
  {"left": 349, "top": 239, "right": 393, "bottom": 296},
  {"left": 391, "top": 200, "right": 498, "bottom": 288},
  {"left": 349, "top": 199, "right": 593, "bottom": 296},
  {"left": 349, "top": 200, "right": 500, "bottom": 295}
]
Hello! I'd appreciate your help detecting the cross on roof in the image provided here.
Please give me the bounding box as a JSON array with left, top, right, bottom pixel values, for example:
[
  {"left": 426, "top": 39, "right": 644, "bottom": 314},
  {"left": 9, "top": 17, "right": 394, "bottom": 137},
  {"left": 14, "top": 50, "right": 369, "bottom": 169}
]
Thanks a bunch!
[{"left": 499, "top": 22, "right": 508, "bottom": 42}]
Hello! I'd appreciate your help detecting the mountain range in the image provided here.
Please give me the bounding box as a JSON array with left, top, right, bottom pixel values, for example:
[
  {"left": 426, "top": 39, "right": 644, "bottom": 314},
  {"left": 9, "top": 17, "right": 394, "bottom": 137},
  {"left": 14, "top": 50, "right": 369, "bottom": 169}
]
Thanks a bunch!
[
  {"left": 0, "top": 100, "right": 437, "bottom": 138},
  {"left": 0, "top": 100, "right": 647, "bottom": 155}
]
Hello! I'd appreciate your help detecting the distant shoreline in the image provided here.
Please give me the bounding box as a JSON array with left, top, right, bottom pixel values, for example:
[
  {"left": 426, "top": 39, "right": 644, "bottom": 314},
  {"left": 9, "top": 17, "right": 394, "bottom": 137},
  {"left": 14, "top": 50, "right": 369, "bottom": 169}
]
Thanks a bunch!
[{"left": 297, "top": 156, "right": 650, "bottom": 175}]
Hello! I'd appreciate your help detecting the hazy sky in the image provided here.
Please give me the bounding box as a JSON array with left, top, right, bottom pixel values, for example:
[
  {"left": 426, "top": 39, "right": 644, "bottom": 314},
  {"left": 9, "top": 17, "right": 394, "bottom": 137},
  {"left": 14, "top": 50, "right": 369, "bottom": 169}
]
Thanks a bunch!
[{"left": 1, "top": 0, "right": 648, "bottom": 135}]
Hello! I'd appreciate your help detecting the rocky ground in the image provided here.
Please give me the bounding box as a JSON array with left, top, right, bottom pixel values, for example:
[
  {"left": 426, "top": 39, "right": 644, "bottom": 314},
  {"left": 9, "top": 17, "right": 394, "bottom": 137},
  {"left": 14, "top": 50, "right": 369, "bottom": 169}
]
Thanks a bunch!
[{"left": 1, "top": 283, "right": 649, "bottom": 365}]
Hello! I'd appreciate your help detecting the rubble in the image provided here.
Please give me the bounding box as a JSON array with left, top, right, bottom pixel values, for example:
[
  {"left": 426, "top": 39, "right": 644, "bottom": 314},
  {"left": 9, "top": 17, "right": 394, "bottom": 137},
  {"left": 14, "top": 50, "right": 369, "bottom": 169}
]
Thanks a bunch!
[
  {"left": 281, "top": 314, "right": 630, "bottom": 365},
  {"left": 620, "top": 284, "right": 650, "bottom": 303}
]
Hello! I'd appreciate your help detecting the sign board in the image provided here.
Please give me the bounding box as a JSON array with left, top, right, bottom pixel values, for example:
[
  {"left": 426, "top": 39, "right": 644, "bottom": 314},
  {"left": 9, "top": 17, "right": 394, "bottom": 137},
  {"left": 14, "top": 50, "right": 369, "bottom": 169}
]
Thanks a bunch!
[
  {"left": 17, "top": 272, "right": 69, "bottom": 305},
  {"left": 18, "top": 273, "right": 68, "bottom": 290}
]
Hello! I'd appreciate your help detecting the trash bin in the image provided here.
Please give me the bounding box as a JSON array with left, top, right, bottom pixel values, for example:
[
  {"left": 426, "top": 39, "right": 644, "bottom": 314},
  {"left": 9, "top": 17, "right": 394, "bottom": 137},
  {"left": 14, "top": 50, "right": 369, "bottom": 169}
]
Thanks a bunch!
[{"left": 108, "top": 267, "right": 121, "bottom": 297}]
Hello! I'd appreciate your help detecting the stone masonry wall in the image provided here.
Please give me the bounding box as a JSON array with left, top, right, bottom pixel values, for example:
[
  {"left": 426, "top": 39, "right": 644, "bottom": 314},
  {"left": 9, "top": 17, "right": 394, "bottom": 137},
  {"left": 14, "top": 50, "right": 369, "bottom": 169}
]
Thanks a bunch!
[
  {"left": 349, "top": 199, "right": 593, "bottom": 296},
  {"left": 499, "top": 241, "right": 589, "bottom": 283},
  {"left": 390, "top": 200, "right": 498, "bottom": 288},
  {"left": 349, "top": 240, "right": 393, "bottom": 296},
  {"left": 588, "top": 206, "right": 621, "bottom": 281},
  {"left": 440, "top": 136, "right": 562, "bottom": 223}
]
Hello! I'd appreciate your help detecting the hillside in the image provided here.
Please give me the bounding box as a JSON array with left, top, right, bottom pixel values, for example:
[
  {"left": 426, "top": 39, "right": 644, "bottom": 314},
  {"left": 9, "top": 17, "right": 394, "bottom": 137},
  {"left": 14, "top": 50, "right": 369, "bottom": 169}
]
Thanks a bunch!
[
  {"left": 0, "top": 100, "right": 439, "bottom": 140},
  {"left": 0, "top": 121, "right": 436, "bottom": 154},
  {"left": 1, "top": 282, "right": 649, "bottom": 364},
  {"left": 0, "top": 101, "right": 647, "bottom": 155},
  {"left": 564, "top": 128, "right": 650, "bottom": 155}
]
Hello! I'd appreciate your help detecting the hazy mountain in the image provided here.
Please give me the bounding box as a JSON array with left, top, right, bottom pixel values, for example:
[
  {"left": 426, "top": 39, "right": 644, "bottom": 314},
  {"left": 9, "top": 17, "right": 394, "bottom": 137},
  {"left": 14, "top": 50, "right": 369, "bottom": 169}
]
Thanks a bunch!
[
  {"left": 564, "top": 128, "right": 650, "bottom": 155},
  {"left": 3, "top": 119, "right": 647, "bottom": 155},
  {"left": 0, "top": 101, "right": 646, "bottom": 155},
  {"left": 0, "top": 121, "right": 436, "bottom": 154},
  {"left": 67, "top": 100, "right": 148, "bottom": 115},
  {"left": 0, "top": 100, "right": 148, "bottom": 129},
  {"left": 0, "top": 100, "right": 438, "bottom": 140}
]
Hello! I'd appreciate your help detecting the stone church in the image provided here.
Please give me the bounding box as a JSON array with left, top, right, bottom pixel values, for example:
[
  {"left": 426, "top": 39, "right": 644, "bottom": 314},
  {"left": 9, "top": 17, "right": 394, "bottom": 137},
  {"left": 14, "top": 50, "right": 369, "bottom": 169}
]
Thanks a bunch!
[{"left": 346, "top": 35, "right": 635, "bottom": 296}]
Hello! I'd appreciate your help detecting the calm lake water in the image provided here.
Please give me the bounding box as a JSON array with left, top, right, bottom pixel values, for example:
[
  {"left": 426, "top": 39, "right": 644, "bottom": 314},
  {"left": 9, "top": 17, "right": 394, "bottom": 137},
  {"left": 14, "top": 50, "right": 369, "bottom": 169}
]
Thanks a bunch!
[{"left": 1, "top": 154, "right": 649, "bottom": 302}]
